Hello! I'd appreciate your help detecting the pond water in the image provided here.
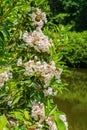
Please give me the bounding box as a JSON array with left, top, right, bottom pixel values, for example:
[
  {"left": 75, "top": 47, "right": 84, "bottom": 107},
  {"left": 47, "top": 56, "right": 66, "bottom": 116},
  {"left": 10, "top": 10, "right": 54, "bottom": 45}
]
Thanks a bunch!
[{"left": 54, "top": 69, "right": 87, "bottom": 130}]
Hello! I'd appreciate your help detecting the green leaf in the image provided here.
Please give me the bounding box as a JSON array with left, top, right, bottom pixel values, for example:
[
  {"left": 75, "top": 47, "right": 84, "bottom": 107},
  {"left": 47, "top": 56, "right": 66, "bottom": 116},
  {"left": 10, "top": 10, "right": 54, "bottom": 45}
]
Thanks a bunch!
[
  {"left": 12, "top": 95, "right": 22, "bottom": 106},
  {"left": 18, "top": 125, "right": 27, "bottom": 130},
  {"left": 5, "top": 20, "right": 13, "bottom": 26},
  {"left": 0, "top": 115, "right": 9, "bottom": 130},
  {"left": 0, "top": 8, "right": 3, "bottom": 17},
  {"left": 0, "top": 60, "right": 7, "bottom": 66},
  {"left": 47, "top": 99, "right": 51, "bottom": 111},
  {"left": 0, "top": 40, "right": 3, "bottom": 47},
  {"left": 57, "top": 118, "right": 66, "bottom": 130},
  {"left": 12, "top": 111, "right": 23, "bottom": 120},
  {"left": 24, "top": 110, "right": 30, "bottom": 120},
  {"left": 54, "top": 112, "right": 67, "bottom": 130},
  {"left": 0, "top": 31, "right": 4, "bottom": 40},
  {"left": 12, "top": 126, "right": 19, "bottom": 130},
  {"left": 49, "top": 106, "right": 57, "bottom": 115},
  {"left": 12, "top": 125, "right": 27, "bottom": 130},
  {"left": 2, "top": 27, "right": 10, "bottom": 39},
  {"left": 2, "top": 127, "right": 9, "bottom": 130}
]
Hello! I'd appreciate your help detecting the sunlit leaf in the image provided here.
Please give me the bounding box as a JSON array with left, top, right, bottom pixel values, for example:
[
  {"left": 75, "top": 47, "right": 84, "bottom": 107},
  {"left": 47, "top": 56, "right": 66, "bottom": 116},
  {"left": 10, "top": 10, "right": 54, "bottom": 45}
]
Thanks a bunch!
[
  {"left": 49, "top": 105, "right": 57, "bottom": 115},
  {"left": 24, "top": 110, "right": 30, "bottom": 120},
  {"left": 54, "top": 112, "right": 67, "bottom": 130},
  {"left": 12, "top": 95, "right": 22, "bottom": 106},
  {"left": 2, "top": 27, "right": 10, "bottom": 39},
  {"left": 0, "top": 115, "right": 9, "bottom": 130}
]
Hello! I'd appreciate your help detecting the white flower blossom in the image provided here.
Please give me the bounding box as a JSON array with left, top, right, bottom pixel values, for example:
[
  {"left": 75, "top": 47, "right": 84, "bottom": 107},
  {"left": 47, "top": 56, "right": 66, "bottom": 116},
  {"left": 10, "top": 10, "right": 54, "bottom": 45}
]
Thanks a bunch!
[
  {"left": 0, "top": 71, "right": 12, "bottom": 88},
  {"left": 46, "top": 116, "right": 58, "bottom": 130},
  {"left": 24, "top": 60, "right": 62, "bottom": 87},
  {"left": 43, "top": 87, "right": 57, "bottom": 96},
  {"left": 23, "top": 28, "right": 53, "bottom": 53},
  {"left": 31, "top": 101, "right": 45, "bottom": 121},
  {"left": 17, "top": 58, "right": 22, "bottom": 66},
  {"left": 9, "top": 120, "right": 18, "bottom": 127},
  {"left": 36, "top": 123, "right": 43, "bottom": 130},
  {"left": 43, "top": 87, "right": 53, "bottom": 96},
  {"left": 55, "top": 68, "right": 63, "bottom": 79},
  {"left": 22, "top": 8, "right": 63, "bottom": 130},
  {"left": 7, "top": 100, "right": 12, "bottom": 107},
  {"left": 29, "top": 8, "right": 47, "bottom": 29}
]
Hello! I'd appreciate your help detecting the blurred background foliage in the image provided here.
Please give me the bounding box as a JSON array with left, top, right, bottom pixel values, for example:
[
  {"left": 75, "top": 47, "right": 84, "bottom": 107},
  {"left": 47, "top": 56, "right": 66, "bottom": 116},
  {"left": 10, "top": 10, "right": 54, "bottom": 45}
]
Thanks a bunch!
[{"left": 48, "top": 0, "right": 87, "bottom": 31}]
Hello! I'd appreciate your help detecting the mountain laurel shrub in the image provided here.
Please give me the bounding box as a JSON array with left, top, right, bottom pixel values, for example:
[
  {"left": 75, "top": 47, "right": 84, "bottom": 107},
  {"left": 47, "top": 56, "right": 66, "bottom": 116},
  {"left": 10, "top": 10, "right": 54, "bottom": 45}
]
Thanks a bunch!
[{"left": 0, "top": 1, "right": 68, "bottom": 130}]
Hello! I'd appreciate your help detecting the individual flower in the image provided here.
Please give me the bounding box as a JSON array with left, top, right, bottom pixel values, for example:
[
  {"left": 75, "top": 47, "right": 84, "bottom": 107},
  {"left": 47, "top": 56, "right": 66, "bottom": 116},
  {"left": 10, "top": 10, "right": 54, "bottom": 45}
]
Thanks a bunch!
[
  {"left": 0, "top": 71, "right": 12, "bottom": 88},
  {"left": 9, "top": 120, "right": 18, "bottom": 127},
  {"left": 36, "top": 123, "right": 43, "bottom": 130},
  {"left": 43, "top": 87, "right": 54, "bottom": 97},
  {"left": 29, "top": 8, "right": 47, "bottom": 28},
  {"left": 31, "top": 101, "right": 45, "bottom": 121},
  {"left": 17, "top": 58, "right": 23, "bottom": 66},
  {"left": 7, "top": 100, "right": 12, "bottom": 107},
  {"left": 23, "top": 28, "right": 53, "bottom": 53},
  {"left": 43, "top": 87, "right": 53, "bottom": 96},
  {"left": 55, "top": 68, "right": 63, "bottom": 79},
  {"left": 43, "top": 87, "right": 57, "bottom": 96},
  {"left": 46, "top": 116, "right": 58, "bottom": 130}
]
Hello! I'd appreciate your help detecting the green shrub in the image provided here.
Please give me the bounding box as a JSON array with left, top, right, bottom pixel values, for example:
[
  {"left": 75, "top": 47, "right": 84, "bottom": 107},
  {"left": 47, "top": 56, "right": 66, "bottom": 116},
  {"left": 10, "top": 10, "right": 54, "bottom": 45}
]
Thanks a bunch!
[
  {"left": 48, "top": 0, "right": 87, "bottom": 31},
  {"left": 61, "top": 31, "right": 87, "bottom": 67},
  {"left": 44, "top": 24, "right": 87, "bottom": 68},
  {"left": 0, "top": 1, "right": 68, "bottom": 129}
]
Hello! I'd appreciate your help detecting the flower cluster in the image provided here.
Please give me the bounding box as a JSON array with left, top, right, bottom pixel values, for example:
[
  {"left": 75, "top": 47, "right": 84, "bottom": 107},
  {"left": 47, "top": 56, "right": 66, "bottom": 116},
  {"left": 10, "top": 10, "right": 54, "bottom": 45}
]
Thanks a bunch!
[
  {"left": 24, "top": 60, "right": 62, "bottom": 87},
  {"left": 31, "top": 101, "right": 58, "bottom": 130},
  {"left": 31, "top": 101, "right": 45, "bottom": 121},
  {"left": 29, "top": 8, "right": 47, "bottom": 29},
  {"left": 21, "top": 8, "right": 68, "bottom": 130},
  {"left": 0, "top": 71, "right": 12, "bottom": 88},
  {"left": 23, "top": 28, "right": 53, "bottom": 53},
  {"left": 27, "top": 100, "right": 68, "bottom": 130}
]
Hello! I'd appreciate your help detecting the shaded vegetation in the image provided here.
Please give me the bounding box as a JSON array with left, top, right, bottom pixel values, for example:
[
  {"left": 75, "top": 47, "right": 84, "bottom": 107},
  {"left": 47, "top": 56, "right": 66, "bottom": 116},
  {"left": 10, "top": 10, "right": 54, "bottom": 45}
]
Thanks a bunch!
[{"left": 48, "top": 0, "right": 87, "bottom": 31}]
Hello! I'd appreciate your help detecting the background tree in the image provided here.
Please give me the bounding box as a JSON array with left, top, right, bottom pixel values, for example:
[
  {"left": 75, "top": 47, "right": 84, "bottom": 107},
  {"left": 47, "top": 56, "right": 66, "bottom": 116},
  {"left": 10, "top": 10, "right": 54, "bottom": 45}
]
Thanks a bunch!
[{"left": 48, "top": 0, "right": 87, "bottom": 31}]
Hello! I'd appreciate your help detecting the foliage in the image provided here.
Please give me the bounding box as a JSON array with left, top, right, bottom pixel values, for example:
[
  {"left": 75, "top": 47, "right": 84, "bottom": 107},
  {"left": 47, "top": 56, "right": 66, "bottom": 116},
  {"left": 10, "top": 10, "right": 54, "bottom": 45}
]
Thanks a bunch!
[
  {"left": 0, "top": 0, "right": 68, "bottom": 130},
  {"left": 61, "top": 31, "right": 87, "bottom": 67},
  {"left": 0, "top": 0, "right": 50, "bottom": 65},
  {"left": 48, "top": 0, "right": 87, "bottom": 31},
  {"left": 57, "top": 26, "right": 87, "bottom": 67},
  {"left": 44, "top": 24, "right": 87, "bottom": 68}
]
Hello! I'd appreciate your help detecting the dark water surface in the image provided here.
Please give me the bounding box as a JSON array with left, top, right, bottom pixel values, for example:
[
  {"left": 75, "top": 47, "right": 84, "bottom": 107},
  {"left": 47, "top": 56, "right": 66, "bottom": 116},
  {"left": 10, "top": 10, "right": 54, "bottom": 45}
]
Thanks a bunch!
[{"left": 54, "top": 69, "right": 87, "bottom": 130}]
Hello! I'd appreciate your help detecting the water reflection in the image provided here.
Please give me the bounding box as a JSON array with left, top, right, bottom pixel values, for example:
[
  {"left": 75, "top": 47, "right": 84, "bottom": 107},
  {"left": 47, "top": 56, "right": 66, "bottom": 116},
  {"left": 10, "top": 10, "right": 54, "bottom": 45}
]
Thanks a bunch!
[
  {"left": 54, "top": 69, "right": 87, "bottom": 130},
  {"left": 54, "top": 98, "right": 87, "bottom": 130}
]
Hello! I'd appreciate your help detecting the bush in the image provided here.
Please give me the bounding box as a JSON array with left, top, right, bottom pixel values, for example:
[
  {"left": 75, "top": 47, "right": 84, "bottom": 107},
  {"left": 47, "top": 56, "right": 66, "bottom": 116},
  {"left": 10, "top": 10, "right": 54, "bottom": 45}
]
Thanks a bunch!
[
  {"left": 44, "top": 24, "right": 87, "bottom": 68},
  {"left": 60, "top": 31, "right": 87, "bottom": 67},
  {"left": 0, "top": 1, "right": 68, "bottom": 129},
  {"left": 48, "top": 0, "right": 87, "bottom": 31}
]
